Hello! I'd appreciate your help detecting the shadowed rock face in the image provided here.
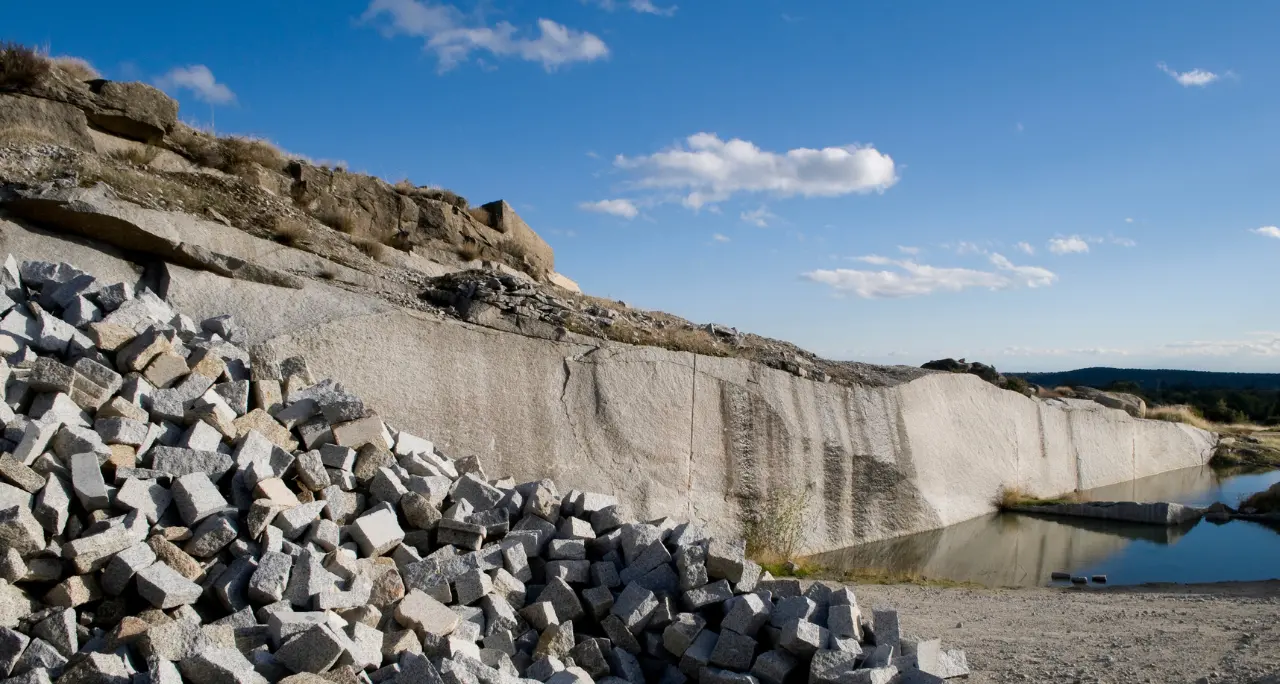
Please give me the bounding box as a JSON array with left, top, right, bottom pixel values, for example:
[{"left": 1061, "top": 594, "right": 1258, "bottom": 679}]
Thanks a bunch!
[{"left": 0, "top": 212, "right": 1220, "bottom": 555}]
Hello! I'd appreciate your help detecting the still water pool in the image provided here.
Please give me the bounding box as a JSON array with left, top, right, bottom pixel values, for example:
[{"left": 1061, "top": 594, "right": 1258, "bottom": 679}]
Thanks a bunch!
[{"left": 808, "top": 466, "right": 1280, "bottom": 587}]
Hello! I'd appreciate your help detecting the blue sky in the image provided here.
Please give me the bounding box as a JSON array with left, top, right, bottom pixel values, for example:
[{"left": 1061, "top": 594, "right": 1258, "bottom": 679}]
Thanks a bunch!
[{"left": 10, "top": 1, "right": 1280, "bottom": 371}]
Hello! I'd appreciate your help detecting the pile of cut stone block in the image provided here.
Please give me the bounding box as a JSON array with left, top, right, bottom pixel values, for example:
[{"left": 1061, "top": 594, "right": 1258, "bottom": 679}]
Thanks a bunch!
[{"left": 0, "top": 255, "right": 970, "bottom": 683}]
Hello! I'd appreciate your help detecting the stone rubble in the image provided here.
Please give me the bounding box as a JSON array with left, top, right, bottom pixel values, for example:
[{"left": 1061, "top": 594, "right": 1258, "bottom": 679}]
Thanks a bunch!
[{"left": 0, "top": 254, "right": 972, "bottom": 683}]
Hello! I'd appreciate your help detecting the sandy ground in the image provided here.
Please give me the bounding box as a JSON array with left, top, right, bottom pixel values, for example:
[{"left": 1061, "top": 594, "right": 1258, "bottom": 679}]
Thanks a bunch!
[{"left": 850, "top": 581, "right": 1280, "bottom": 684}]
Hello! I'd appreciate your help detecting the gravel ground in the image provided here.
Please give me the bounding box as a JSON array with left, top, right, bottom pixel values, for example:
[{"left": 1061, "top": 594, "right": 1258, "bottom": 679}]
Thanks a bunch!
[{"left": 851, "top": 581, "right": 1280, "bottom": 684}]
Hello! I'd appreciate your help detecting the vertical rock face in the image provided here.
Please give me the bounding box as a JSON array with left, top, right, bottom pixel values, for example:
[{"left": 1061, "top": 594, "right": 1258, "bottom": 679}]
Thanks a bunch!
[
  {"left": 0, "top": 220, "right": 1219, "bottom": 555},
  {"left": 245, "top": 302, "right": 1216, "bottom": 555}
]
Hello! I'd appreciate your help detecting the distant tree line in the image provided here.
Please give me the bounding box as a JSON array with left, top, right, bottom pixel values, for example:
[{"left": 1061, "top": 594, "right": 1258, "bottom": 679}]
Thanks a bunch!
[{"left": 1105, "top": 381, "right": 1280, "bottom": 425}]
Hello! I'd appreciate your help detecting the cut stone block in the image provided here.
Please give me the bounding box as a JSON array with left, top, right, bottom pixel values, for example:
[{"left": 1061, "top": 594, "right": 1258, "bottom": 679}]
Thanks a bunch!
[
  {"left": 135, "top": 561, "right": 204, "bottom": 609},
  {"left": 349, "top": 507, "right": 405, "bottom": 557},
  {"left": 274, "top": 625, "right": 345, "bottom": 674},
  {"left": 395, "top": 589, "right": 461, "bottom": 637},
  {"left": 115, "top": 477, "right": 172, "bottom": 523},
  {"left": 172, "top": 472, "right": 231, "bottom": 525}
]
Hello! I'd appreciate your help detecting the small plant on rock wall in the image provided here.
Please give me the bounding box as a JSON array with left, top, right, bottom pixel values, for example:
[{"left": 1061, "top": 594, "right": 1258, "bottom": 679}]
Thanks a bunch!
[{"left": 741, "top": 486, "right": 811, "bottom": 563}]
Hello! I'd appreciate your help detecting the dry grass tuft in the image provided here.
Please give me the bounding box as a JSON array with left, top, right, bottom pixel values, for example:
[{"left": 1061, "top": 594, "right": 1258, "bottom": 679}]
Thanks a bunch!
[
  {"left": 455, "top": 241, "right": 484, "bottom": 262},
  {"left": 353, "top": 237, "right": 391, "bottom": 262},
  {"left": 741, "top": 486, "right": 811, "bottom": 564},
  {"left": 166, "top": 126, "right": 287, "bottom": 177},
  {"left": 314, "top": 207, "right": 358, "bottom": 234},
  {"left": 1146, "top": 404, "right": 1213, "bottom": 431},
  {"left": 0, "top": 42, "right": 51, "bottom": 91},
  {"left": 995, "top": 485, "right": 1079, "bottom": 510},
  {"left": 0, "top": 125, "right": 63, "bottom": 146},
  {"left": 48, "top": 56, "right": 99, "bottom": 81},
  {"left": 218, "top": 136, "right": 286, "bottom": 175},
  {"left": 270, "top": 217, "right": 309, "bottom": 246},
  {"left": 418, "top": 187, "right": 469, "bottom": 210},
  {"left": 317, "top": 264, "right": 340, "bottom": 280},
  {"left": 468, "top": 206, "right": 492, "bottom": 227},
  {"left": 106, "top": 146, "right": 160, "bottom": 167}
]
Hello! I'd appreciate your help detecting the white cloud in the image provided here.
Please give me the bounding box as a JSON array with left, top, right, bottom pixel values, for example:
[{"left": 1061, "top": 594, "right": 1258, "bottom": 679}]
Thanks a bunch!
[
  {"left": 1157, "top": 62, "right": 1224, "bottom": 87},
  {"left": 1111, "top": 236, "right": 1137, "bottom": 247},
  {"left": 740, "top": 206, "right": 776, "bottom": 227},
  {"left": 614, "top": 133, "right": 897, "bottom": 209},
  {"left": 363, "top": 0, "right": 608, "bottom": 71},
  {"left": 1253, "top": 226, "right": 1280, "bottom": 239},
  {"left": 712, "top": 233, "right": 730, "bottom": 243},
  {"left": 1124, "top": 217, "right": 1134, "bottom": 223},
  {"left": 1014, "top": 241, "right": 1035, "bottom": 255},
  {"left": 154, "top": 65, "right": 235, "bottom": 105},
  {"left": 897, "top": 245, "right": 920, "bottom": 255},
  {"left": 579, "top": 199, "right": 639, "bottom": 219},
  {"left": 584, "top": 0, "right": 676, "bottom": 16},
  {"left": 803, "top": 253, "right": 1056, "bottom": 299},
  {"left": 1048, "top": 236, "right": 1090, "bottom": 255}
]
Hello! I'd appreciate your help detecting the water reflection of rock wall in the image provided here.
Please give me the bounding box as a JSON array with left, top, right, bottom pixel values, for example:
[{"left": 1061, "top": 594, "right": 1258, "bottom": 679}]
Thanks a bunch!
[{"left": 810, "top": 513, "right": 1197, "bottom": 587}]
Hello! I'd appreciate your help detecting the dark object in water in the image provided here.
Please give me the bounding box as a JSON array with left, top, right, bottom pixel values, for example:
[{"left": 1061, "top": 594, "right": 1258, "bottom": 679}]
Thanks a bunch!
[
  {"left": 1050, "top": 571, "right": 1071, "bottom": 581},
  {"left": 1091, "top": 575, "right": 1108, "bottom": 584},
  {"left": 1070, "top": 576, "right": 1088, "bottom": 585}
]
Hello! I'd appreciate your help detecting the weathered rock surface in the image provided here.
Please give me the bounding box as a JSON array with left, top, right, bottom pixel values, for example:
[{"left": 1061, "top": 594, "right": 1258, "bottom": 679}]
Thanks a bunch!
[{"left": 0, "top": 218, "right": 1218, "bottom": 553}]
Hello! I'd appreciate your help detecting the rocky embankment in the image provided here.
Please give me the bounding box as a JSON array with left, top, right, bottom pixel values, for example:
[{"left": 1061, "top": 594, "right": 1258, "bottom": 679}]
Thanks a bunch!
[{"left": 0, "top": 253, "right": 971, "bottom": 684}]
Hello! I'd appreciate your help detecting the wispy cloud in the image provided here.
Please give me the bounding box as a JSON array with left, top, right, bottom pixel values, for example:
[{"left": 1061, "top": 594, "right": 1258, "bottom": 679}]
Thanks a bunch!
[
  {"left": 803, "top": 253, "right": 1056, "bottom": 299},
  {"left": 1048, "top": 236, "right": 1089, "bottom": 255},
  {"left": 897, "top": 245, "right": 920, "bottom": 256},
  {"left": 1000, "top": 333, "right": 1280, "bottom": 361},
  {"left": 613, "top": 132, "right": 897, "bottom": 210},
  {"left": 154, "top": 65, "right": 236, "bottom": 105},
  {"left": 1124, "top": 217, "right": 1134, "bottom": 223},
  {"left": 1110, "top": 236, "right": 1137, "bottom": 247},
  {"left": 1157, "top": 62, "right": 1227, "bottom": 87},
  {"left": 1015, "top": 121, "right": 1024, "bottom": 133},
  {"left": 583, "top": 0, "right": 676, "bottom": 16},
  {"left": 740, "top": 206, "right": 777, "bottom": 227},
  {"left": 1254, "top": 226, "right": 1280, "bottom": 239},
  {"left": 363, "top": 0, "right": 608, "bottom": 72},
  {"left": 1014, "top": 241, "right": 1035, "bottom": 255},
  {"left": 579, "top": 199, "right": 639, "bottom": 219},
  {"left": 712, "top": 233, "right": 730, "bottom": 243}
]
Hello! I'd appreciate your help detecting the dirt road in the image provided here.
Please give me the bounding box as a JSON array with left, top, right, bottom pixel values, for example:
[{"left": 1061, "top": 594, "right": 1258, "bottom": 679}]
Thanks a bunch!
[{"left": 850, "top": 581, "right": 1280, "bottom": 684}]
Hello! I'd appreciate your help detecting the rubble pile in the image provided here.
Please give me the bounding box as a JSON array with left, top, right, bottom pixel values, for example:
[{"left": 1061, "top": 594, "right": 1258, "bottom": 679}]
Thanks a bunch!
[{"left": 0, "top": 254, "right": 970, "bottom": 683}]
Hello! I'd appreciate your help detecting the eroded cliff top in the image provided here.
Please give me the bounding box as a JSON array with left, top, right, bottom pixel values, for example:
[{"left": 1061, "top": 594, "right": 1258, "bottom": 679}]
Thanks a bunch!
[{"left": 0, "top": 47, "right": 935, "bottom": 389}]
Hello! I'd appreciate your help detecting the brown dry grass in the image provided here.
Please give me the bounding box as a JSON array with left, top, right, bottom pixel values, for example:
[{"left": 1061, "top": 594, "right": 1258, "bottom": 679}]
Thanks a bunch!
[
  {"left": 1146, "top": 404, "right": 1214, "bottom": 431},
  {"left": 314, "top": 206, "right": 358, "bottom": 234},
  {"left": 995, "top": 485, "right": 1080, "bottom": 510},
  {"left": 741, "top": 486, "right": 810, "bottom": 564},
  {"left": 0, "top": 42, "right": 50, "bottom": 91},
  {"left": 271, "top": 217, "right": 309, "bottom": 246},
  {"left": 417, "top": 187, "right": 469, "bottom": 209},
  {"left": 455, "top": 241, "right": 483, "bottom": 262},
  {"left": 0, "top": 125, "right": 63, "bottom": 146},
  {"left": 106, "top": 146, "right": 160, "bottom": 167},
  {"left": 353, "top": 237, "right": 391, "bottom": 262},
  {"left": 166, "top": 126, "right": 286, "bottom": 177},
  {"left": 48, "top": 56, "right": 99, "bottom": 81}
]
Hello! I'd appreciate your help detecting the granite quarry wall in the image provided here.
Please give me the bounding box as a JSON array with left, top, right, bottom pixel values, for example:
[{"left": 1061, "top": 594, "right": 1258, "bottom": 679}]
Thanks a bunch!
[{"left": 0, "top": 217, "right": 1218, "bottom": 555}]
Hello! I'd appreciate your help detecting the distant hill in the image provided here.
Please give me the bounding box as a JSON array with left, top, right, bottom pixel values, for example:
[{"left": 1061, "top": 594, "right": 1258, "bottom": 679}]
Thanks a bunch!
[{"left": 1011, "top": 367, "right": 1280, "bottom": 391}]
